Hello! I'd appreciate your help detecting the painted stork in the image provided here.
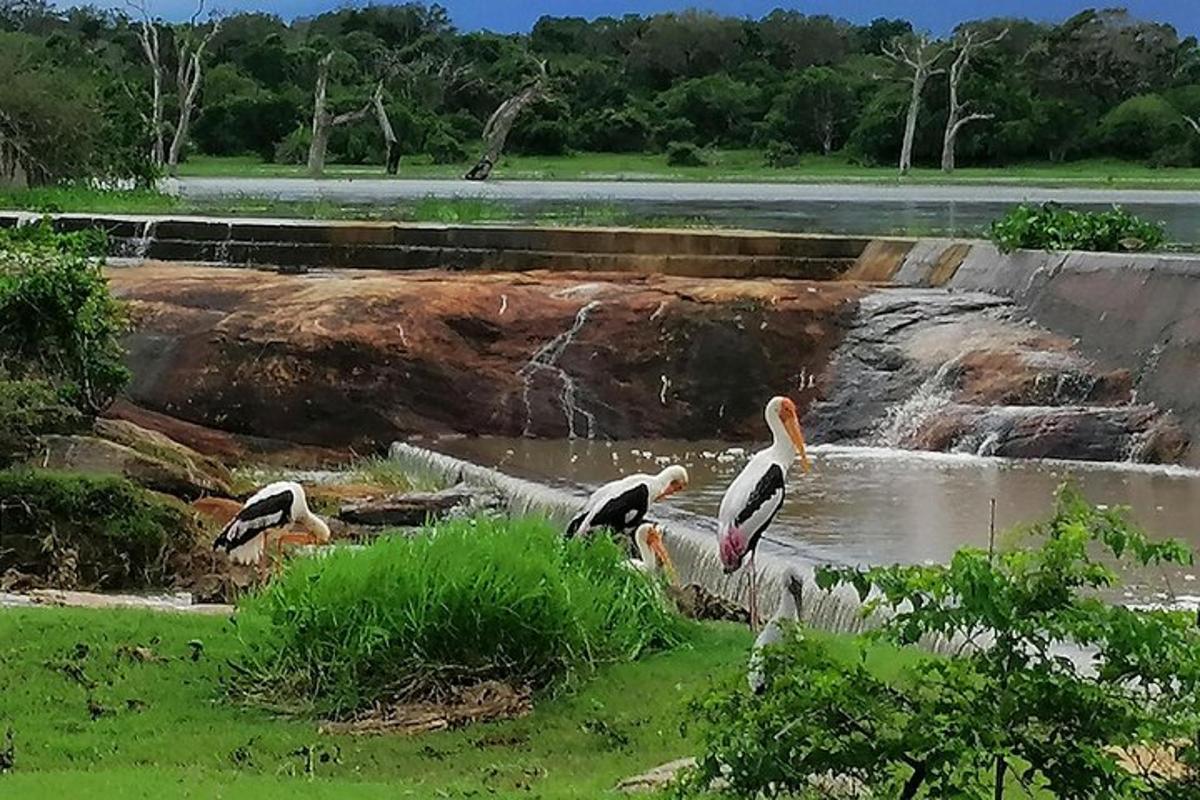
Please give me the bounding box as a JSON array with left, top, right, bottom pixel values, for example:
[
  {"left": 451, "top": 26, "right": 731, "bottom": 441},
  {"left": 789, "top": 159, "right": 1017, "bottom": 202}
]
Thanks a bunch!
[
  {"left": 212, "top": 481, "right": 331, "bottom": 565},
  {"left": 748, "top": 568, "right": 804, "bottom": 694},
  {"left": 716, "top": 396, "right": 811, "bottom": 629},
  {"left": 565, "top": 465, "right": 688, "bottom": 538},
  {"left": 628, "top": 522, "right": 678, "bottom": 583}
]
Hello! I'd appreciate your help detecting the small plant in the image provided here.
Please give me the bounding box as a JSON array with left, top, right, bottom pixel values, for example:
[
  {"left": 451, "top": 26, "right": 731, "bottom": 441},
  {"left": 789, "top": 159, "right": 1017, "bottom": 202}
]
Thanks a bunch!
[
  {"left": 682, "top": 485, "right": 1200, "bottom": 799},
  {"left": 229, "top": 517, "right": 686, "bottom": 717},
  {"left": 665, "top": 141, "right": 708, "bottom": 167},
  {"left": 989, "top": 202, "right": 1166, "bottom": 253},
  {"left": 0, "top": 223, "right": 129, "bottom": 412},
  {"left": 0, "top": 375, "right": 84, "bottom": 465},
  {"left": 763, "top": 140, "right": 801, "bottom": 168}
]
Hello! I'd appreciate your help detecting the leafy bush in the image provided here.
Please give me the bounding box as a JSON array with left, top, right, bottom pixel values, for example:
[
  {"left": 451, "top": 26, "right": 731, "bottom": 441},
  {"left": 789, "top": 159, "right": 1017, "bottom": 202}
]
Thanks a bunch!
[
  {"left": 0, "top": 469, "right": 200, "bottom": 589},
  {"left": 763, "top": 140, "right": 800, "bottom": 168},
  {"left": 989, "top": 202, "right": 1166, "bottom": 252},
  {"left": 0, "top": 375, "right": 83, "bottom": 465},
  {"left": 683, "top": 486, "right": 1200, "bottom": 799},
  {"left": 0, "top": 223, "right": 129, "bottom": 411},
  {"left": 426, "top": 129, "right": 468, "bottom": 164},
  {"left": 229, "top": 517, "right": 686, "bottom": 716},
  {"left": 665, "top": 141, "right": 708, "bottom": 167},
  {"left": 1097, "top": 94, "right": 1187, "bottom": 161},
  {"left": 574, "top": 107, "right": 652, "bottom": 152},
  {"left": 273, "top": 125, "right": 311, "bottom": 165}
]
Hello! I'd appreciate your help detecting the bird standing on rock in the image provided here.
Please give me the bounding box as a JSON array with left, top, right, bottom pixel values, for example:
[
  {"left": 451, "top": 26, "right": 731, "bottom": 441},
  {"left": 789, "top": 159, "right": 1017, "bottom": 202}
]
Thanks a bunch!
[
  {"left": 212, "top": 481, "right": 330, "bottom": 565},
  {"left": 565, "top": 465, "right": 688, "bottom": 538},
  {"left": 716, "top": 396, "right": 811, "bottom": 630}
]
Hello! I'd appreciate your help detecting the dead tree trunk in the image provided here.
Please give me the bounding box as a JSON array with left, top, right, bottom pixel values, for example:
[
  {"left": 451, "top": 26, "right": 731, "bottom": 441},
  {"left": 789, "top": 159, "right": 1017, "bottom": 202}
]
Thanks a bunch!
[
  {"left": 372, "top": 84, "right": 400, "bottom": 175},
  {"left": 306, "top": 52, "right": 374, "bottom": 177},
  {"left": 883, "top": 35, "right": 945, "bottom": 175},
  {"left": 465, "top": 61, "right": 547, "bottom": 181},
  {"left": 166, "top": 7, "right": 221, "bottom": 176},
  {"left": 940, "top": 28, "right": 1007, "bottom": 173},
  {"left": 127, "top": 0, "right": 164, "bottom": 166}
]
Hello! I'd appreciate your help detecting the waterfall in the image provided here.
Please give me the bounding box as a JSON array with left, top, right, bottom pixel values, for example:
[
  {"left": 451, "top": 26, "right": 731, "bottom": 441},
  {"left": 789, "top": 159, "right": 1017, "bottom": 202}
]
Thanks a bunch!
[
  {"left": 517, "top": 300, "right": 600, "bottom": 439},
  {"left": 213, "top": 222, "right": 234, "bottom": 263},
  {"left": 874, "top": 356, "right": 960, "bottom": 448},
  {"left": 127, "top": 219, "right": 157, "bottom": 260}
]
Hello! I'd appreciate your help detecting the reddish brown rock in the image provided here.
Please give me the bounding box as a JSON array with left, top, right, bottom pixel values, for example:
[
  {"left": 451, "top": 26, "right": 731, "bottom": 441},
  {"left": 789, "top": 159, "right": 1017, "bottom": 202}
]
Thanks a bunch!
[{"left": 108, "top": 264, "right": 863, "bottom": 450}]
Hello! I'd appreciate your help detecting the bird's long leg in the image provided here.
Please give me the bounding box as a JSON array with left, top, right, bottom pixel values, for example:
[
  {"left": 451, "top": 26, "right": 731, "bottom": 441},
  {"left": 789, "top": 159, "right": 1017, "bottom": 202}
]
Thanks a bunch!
[{"left": 748, "top": 550, "right": 759, "bottom": 632}]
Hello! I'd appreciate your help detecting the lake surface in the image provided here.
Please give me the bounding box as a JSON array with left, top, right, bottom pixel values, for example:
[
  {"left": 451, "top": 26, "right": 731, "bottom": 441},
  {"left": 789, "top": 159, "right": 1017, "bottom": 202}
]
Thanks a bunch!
[{"left": 428, "top": 436, "right": 1200, "bottom": 604}]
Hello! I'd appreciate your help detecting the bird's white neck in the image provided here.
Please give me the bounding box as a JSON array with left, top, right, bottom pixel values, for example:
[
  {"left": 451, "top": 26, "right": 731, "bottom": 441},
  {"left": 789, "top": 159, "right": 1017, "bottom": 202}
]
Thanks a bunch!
[
  {"left": 766, "top": 412, "right": 798, "bottom": 461},
  {"left": 635, "top": 526, "right": 657, "bottom": 569},
  {"left": 772, "top": 572, "right": 803, "bottom": 621},
  {"left": 301, "top": 510, "right": 331, "bottom": 543}
]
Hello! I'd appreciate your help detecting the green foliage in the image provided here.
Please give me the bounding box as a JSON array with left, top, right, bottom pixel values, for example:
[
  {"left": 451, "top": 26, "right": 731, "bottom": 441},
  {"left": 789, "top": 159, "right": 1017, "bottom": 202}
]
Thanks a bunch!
[
  {"left": 657, "top": 73, "right": 760, "bottom": 146},
  {"left": 425, "top": 128, "right": 468, "bottom": 164},
  {"left": 989, "top": 202, "right": 1167, "bottom": 252},
  {"left": 665, "top": 141, "right": 708, "bottom": 167},
  {"left": 684, "top": 485, "right": 1200, "bottom": 799},
  {"left": 574, "top": 107, "right": 652, "bottom": 152},
  {"left": 0, "top": 375, "right": 83, "bottom": 465},
  {"left": 763, "top": 140, "right": 800, "bottom": 168},
  {"left": 0, "top": 223, "right": 129, "bottom": 411},
  {"left": 0, "top": 469, "right": 200, "bottom": 589},
  {"left": 761, "top": 66, "right": 858, "bottom": 154},
  {"left": 1098, "top": 94, "right": 1189, "bottom": 161},
  {"left": 273, "top": 125, "right": 311, "bottom": 165},
  {"left": 229, "top": 517, "right": 687, "bottom": 716}
]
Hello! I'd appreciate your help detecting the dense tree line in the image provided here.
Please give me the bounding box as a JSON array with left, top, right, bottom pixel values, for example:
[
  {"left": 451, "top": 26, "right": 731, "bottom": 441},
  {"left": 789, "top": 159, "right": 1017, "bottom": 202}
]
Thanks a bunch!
[{"left": 2, "top": 1, "right": 1200, "bottom": 182}]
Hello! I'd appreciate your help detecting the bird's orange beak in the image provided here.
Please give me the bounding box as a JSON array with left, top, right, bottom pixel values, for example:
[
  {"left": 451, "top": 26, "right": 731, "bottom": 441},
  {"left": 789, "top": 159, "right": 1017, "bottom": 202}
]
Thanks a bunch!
[
  {"left": 655, "top": 480, "right": 686, "bottom": 501},
  {"left": 783, "top": 412, "right": 811, "bottom": 474},
  {"left": 645, "top": 526, "right": 677, "bottom": 584}
]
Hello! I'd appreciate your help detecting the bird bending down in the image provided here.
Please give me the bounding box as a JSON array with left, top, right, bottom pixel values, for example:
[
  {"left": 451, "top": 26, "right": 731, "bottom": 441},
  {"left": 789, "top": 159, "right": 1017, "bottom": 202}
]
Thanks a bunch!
[
  {"left": 717, "top": 396, "right": 811, "bottom": 630},
  {"left": 212, "top": 481, "right": 330, "bottom": 565},
  {"left": 748, "top": 568, "right": 804, "bottom": 694},
  {"left": 628, "top": 522, "right": 678, "bottom": 583},
  {"left": 565, "top": 465, "right": 688, "bottom": 538}
]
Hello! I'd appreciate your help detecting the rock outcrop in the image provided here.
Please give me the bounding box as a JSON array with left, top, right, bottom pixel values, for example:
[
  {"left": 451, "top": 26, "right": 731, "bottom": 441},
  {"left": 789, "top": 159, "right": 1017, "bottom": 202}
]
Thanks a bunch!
[{"left": 109, "top": 263, "right": 862, "bottom": 450}]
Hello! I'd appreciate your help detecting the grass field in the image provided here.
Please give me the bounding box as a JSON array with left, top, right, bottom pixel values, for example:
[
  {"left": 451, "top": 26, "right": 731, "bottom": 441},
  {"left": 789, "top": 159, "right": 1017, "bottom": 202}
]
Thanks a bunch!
[
  {"left": 0, "top": 605, "right": 929, "bottom": 798},
  {"left": 175, "top": 151, "right": 1200, "bottom": 189}
]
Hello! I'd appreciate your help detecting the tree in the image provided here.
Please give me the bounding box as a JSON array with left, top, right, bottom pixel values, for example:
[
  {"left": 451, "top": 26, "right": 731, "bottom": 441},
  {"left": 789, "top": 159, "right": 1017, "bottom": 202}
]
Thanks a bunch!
[
  {"left": 763, "top": 66, "right": 856, "bottom": 154},
  {"left": 166, "top": 2, "right": 222, "bottom": 174},
  {"left": 882, "top": 32, "right": 946, "bottom": 174},
  {"left": 125, "top": 0, "right": 164, "bottom": 165},
  {"left": 658, "top": 73, "right": 759, "bottom": 146},
  {"left": 940, "top": 27, "right": 1007, "bottom": 172},
  {"left": 306, "top": 50, "right": 377, "bottom": 177},
  {"left": 464, "top": 59, "right": 547, "bottom": 180}
]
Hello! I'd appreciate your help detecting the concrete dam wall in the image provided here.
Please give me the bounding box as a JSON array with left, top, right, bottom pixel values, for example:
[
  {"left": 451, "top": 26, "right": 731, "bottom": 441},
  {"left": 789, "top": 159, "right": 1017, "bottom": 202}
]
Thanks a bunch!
[{"left": 2, "top": 212, "right": 1195, "bottom": 464}]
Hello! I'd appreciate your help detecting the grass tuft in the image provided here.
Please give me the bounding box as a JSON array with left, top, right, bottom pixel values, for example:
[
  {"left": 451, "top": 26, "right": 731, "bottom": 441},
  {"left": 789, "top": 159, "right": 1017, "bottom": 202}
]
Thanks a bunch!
[{"left": 228, "top": 516, "right": 687, "bottom": 717}]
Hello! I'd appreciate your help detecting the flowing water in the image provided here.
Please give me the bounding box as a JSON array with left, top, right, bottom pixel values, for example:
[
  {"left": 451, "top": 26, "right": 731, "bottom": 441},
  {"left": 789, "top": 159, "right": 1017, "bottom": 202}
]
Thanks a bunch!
[{"left": 426, "top": 436, "right": 1200, "bottom": 605}]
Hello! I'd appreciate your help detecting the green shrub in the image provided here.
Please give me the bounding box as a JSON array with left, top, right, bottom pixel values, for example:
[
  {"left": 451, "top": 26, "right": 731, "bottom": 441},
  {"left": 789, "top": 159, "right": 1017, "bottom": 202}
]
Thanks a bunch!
[
  {"left": 0, "top": 223, "right": 129, "bottom": 411},
  {"left": 665, "top": 141, "right": 708, "bottom": 167},
  {"left": 1097, "top": 94, "right": 1187, "bottom": 161},
  {"left": 989, "top": 202, "right": 1166, "bottom": 253},
  {"left": 425, "top": 129, "right": 468, "bottom": 164},
  {"left": 273, "top": 125, "right": 311, "bottom": 165},
  {"left": 0, "top": 469, "right": 200, "bottom": 589},
  {"left": 683, "top": 486, "right": 1200, "bottom": 799},
  {"left": 0, "top": 375, "right": 83, "bottom": 464},
  {"left": 763, "top": 140, "right": 800, "bottom": 168},
  {"left": 229, "top": 517, "right": 686, "bottom": 717}
]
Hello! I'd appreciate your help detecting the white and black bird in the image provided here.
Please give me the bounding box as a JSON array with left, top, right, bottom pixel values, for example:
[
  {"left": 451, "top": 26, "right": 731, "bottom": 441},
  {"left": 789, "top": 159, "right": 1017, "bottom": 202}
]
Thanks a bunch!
[
  {"left": 748, "top": 568, "right": 804, "bottom": 694},
  {"left": 565, "top": 465, "right": 688, "bottom": 538},
  {"left": 717, "top": 396, "right": 811, "bottom": 629},
  {"left": 628, "top": 522, "right": 678, "bottom": 583},
  {"left": 212, "top": 481, "right": 331, "bottom": 565}
]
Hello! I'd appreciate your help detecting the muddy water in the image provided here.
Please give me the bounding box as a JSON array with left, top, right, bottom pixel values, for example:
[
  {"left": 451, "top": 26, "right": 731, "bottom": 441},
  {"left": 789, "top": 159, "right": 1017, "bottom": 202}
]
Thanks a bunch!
[{"left": 427, "top": 436, "right": 1200, "bottom": 603}]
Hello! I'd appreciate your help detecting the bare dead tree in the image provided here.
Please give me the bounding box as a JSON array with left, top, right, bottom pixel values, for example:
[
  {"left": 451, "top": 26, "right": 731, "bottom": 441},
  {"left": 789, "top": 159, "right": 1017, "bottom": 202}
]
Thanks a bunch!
[
  {"left": 306, "top": 51, "right": 376, "bottom": 177},
  {"left": 166, "top": 1, "right": 222, "bottom": 175},
  {"left": 882, "top": 34, "right": 946, "bottom": 175},
  {"left": 125, "top": 0, "right": 164, "bottom": 166},
  {"left": 370, "top": 83, "right": 400, "bottom": 174},
  {"left": 940, "top": 28, "right": 1008, "bottom": 173},
  {"left": 464, "top": 60, "right": 548, "bottom": 181},
  {"left": 1183, "top": 114, "right": 1200, "bottom": 136}
]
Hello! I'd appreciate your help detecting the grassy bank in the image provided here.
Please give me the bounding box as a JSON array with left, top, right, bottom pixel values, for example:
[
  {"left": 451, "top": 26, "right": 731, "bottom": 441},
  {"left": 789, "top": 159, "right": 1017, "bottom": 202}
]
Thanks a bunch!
[
  {"left": 0, "top": 606, "right": 742, "bottom": 798},
  {"left": 175, "top": 151, "right": 1200, "bottom": 189}
]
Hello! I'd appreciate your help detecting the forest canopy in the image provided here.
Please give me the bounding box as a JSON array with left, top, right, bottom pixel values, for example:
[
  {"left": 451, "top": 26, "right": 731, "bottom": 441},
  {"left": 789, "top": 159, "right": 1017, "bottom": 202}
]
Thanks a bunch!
[{"left": 1, "top": 2, "right": 1200, "bottom": 181}]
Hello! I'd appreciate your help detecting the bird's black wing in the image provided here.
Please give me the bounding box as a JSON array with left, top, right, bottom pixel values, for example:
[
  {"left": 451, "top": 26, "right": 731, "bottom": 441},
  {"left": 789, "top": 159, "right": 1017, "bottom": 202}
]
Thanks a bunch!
[
  {"left": 735, "top": 463, "right": 785, "bottom": 550},
  {"left": 565, "top": 510, "right": 587, "bottom": 538},
  {"left": 213, "top": 488, "right": 294, "bottom": 553},
  {"left": 588, "top": 483, "right": 650, "bottom": 535}
]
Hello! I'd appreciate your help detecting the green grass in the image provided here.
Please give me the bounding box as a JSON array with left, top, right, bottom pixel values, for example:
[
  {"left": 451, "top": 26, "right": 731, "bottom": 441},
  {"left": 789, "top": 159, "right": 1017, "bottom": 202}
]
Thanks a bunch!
[
  {"left": 0, "top": 605, "right": 748, "bottom": 798},
  {"left": 175, "top": 151, "right": 1200, "bottom": 189},
  {"left": 229, "top": 518, "right": 687, "bottom": 717}
]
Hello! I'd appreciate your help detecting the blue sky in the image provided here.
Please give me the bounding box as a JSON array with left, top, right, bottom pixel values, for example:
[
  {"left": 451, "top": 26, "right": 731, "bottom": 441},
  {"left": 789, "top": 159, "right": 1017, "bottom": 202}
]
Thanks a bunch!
[{"left": 78, "top": 0, "right": 1200, "bottom": 35}]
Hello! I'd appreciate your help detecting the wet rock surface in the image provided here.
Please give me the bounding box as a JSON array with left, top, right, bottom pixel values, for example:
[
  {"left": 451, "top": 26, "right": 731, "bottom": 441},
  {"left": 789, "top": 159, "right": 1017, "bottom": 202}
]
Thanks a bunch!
[
  {"left": 808, "top": 288, "right": 1186, "bottom": 463},
  {"left": 108, "top": 263, "right": 862, "bottom": 450}
]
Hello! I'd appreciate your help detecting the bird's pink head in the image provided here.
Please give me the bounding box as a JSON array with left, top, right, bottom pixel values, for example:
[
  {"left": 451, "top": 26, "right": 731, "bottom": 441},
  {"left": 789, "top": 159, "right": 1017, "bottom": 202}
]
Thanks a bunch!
[{"left": 719, "top": 526, "right": 748, "bottom": 574}]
